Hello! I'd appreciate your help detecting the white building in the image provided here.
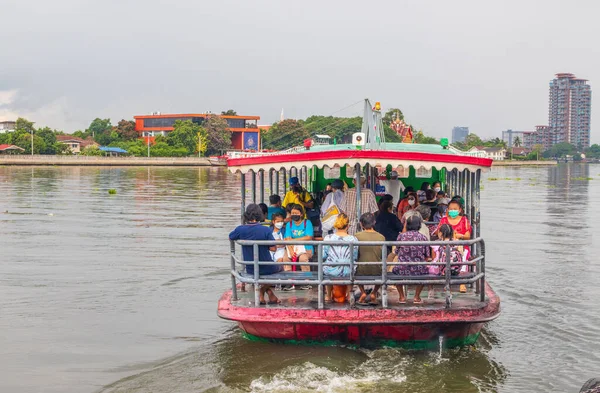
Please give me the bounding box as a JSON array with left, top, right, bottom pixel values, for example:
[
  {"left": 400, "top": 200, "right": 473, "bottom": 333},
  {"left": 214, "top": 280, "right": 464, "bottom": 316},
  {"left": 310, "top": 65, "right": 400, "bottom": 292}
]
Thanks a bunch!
[
  {"left": 468, "top": 146, "right": 507, "bottom": 161},
  {"left": 0, "top": 121, "right": 16, "bottom": 134}
]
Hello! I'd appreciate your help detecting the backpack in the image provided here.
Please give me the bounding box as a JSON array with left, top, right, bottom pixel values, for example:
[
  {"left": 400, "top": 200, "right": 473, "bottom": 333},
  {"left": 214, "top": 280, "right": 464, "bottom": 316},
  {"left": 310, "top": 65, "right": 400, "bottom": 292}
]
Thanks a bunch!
[{"left": 438, "top": 246, "right": 465, "bottom": 276}]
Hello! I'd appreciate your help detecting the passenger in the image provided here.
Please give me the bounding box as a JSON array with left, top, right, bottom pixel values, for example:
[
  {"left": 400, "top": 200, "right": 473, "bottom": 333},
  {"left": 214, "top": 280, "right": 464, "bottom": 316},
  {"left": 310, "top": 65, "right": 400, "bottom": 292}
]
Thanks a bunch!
[
  {"left": 282, "top": 204, "right": 314, "bottom": 277},
  {"left": 322, "top": 213, "right": 358, "bottom": 303},
  {"left": 340, "top": 174, "right": 378, "bottom": 235},
  {"left": 355, "top": 213, "right": 385, "bottom": 305},
  {"left": 397, "top": 191, "right": 419, "bottom": 220},
  {"left": 321, "top": 179, "right": 345, "bottom": 216},
  {"left": 396, "top": 186, "right": 415, "bottom": 215},
  {"left": 433, "top": 224, "right": 466, "bottom": 277},
  {"left": 393, "top": 215, "right": 431, "bottom": 304},
  {"left": 375, "top": 194, "right": 394, "bottom": 218},
  {"left": 432, "top": 181, "right": 442, "bottom": 194},
  {"left": 415, "top": 204, "right": 436, "bottom": 240},
  {"left": 433, "top": 197, "right": 450, "bottom": 223},
  {"left": 270, "top": 212, "right": 286, "bottom": 263},
  {"left": 282, "top": 176, "right": 314, "bottom": 218},
  {"left": 437, "top": 200, "right": 471, "bottom": 241},
  {"left": 416, "top": 182, "right": 431, "bottom": 203},
  {"left": 374, "top": 200, "right": 403, "bottom": 255},
  {"left": 267, "top": 195, "right": 286, "bottom": 220},
  {"left": 229, "top": 204, "right": 281, "bottom": 305},
  {"left": 422, "top": 189, "right": 438, "bottom": 219},
  {"left": 258, "top": 203, "right": 269, "bottom": 222}
]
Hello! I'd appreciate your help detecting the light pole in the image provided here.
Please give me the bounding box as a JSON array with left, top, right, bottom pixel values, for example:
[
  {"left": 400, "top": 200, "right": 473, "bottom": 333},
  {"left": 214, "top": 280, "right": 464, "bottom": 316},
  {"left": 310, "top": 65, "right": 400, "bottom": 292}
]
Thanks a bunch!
[
  {"left": 30, "top": 122, "right": 36, "bottom": 156},
  {"left": 147, "top": 133, "right": 150, "bottom": 157}
]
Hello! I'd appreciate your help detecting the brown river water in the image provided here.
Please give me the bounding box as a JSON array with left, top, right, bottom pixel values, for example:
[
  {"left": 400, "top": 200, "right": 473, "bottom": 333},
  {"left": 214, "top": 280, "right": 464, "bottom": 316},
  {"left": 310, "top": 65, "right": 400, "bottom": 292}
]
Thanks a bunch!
[{"left": 1, "top": 165, "right": 599, "bottom": 393}]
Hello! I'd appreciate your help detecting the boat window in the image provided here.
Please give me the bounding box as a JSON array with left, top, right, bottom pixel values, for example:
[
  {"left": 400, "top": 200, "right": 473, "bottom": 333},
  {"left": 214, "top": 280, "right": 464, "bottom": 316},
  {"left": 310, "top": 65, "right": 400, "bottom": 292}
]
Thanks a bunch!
[
  {"left": 345, "top": 165, "right": 354, "bottom": 178},
  {"left": 394, "top": 166, "right": 410, "bottom": 178},
  {"left": 323, "top": 166, "right": 341, "bottom": 179},
  {"left": 416, "top": 166, "right": 432, "bottom": 178}
]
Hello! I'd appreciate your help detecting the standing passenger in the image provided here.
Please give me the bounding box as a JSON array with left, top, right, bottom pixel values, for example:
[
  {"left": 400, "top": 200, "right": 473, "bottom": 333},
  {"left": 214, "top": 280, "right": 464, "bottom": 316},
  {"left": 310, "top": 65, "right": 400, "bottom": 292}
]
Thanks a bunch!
[
  {"left": 282, "top": 177, "right": 314, "bottom": 218},
  {"left": 340, "top": 174, "right": 378, "bottom": 235},
  {"left": 375, "top": 200, "right": 403, "bottom": 255}
]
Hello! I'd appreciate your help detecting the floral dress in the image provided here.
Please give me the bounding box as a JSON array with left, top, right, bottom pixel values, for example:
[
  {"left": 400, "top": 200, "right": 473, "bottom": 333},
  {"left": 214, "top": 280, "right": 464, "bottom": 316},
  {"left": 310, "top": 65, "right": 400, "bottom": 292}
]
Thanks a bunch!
[
  {"left": 392, "top": 231, "right": 431, "bottom": 276},
  {"left": 322, "top": 233, "right": 358, "bottom": 277}
]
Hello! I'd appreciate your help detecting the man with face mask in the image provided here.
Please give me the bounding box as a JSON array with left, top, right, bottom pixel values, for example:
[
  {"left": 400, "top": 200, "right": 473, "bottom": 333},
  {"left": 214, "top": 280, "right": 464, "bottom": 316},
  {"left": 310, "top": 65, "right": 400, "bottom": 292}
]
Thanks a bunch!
[
  {"left": 282, "top": 177, "right": 314, "bottom": 218},
  {"left": 433, "top": 198, "right": 450, "bottom": 223}
]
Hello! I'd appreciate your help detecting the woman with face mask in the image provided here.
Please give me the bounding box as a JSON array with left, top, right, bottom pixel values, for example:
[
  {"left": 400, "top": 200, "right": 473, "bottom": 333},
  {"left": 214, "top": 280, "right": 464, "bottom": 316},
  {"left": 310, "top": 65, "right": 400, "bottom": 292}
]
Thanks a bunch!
[
  {"left": 436, "top": 200, "right": 471, "bottom": 241},
  {"left": 282, "top": 204, "right": 314, "bottom": 281},
  {"left": 396, "top": 191, "right": 419, "bottom": 220},
  {"left": 432, "top": 181, "right": 442, "bottom": 194}
]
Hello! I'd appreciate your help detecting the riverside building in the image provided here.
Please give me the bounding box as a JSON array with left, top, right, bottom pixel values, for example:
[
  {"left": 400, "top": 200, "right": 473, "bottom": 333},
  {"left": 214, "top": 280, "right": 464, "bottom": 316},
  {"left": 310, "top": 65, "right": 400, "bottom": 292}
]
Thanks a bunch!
[{"left": 134, "top": 113, "right": 261, "bottom": 150}]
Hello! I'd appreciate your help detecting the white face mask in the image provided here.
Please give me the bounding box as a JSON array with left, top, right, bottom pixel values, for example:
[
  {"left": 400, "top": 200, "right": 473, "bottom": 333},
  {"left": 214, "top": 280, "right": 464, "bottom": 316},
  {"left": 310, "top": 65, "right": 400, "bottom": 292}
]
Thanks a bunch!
[
  {"left": 408, "top": 199, "right": 415, "bottom": 206},
  {"left": 274, "top": 222, "right": 284, "bottom": 229},
  {"left": 434, "top": 187, "right": 441, "bottom": 193}
]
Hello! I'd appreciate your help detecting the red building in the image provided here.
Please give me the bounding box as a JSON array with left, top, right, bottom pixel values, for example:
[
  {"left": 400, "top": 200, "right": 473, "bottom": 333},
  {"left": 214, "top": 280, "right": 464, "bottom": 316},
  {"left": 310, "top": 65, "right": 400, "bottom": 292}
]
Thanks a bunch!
[{"left": 134, "top": 113, "right": 261, "bottom": 150}]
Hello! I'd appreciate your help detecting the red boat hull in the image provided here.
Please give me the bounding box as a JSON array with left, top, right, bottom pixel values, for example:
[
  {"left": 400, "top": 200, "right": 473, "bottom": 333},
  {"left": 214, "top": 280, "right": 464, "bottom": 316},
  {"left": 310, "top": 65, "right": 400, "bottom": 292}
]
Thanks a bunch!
[{"left": 218, "top": 284, "right": 500, "bottom": 348}]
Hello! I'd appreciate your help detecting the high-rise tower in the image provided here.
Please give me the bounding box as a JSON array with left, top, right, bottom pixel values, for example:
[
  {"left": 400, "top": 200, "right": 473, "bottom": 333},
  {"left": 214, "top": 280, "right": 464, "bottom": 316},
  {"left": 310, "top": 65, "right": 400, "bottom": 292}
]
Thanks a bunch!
[{"left": 548, "top": 73, "right": 591, "bottom": 149}]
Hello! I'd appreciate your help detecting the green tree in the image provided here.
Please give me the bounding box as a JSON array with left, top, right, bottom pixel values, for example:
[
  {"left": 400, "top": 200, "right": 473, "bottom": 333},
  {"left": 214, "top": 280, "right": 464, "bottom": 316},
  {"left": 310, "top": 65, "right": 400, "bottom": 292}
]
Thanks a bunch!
[
  {"left": 262, "top": 119, "right": 310, "bottom": 150},
  {"left": 382, "top": 108, "right": 404, "bottom": 125},
  {"left": 513, "top": 136, "right": 522, "bottom": 147},
  {"left": 36, "top": 127, "right": 58, "bottom": 154},
  {"left": 113, "top": 120, "right": 138, "bottom": 141},
  {"left": 543, "top": 142, "right": 577, "bottom": 158},
  {"left": 81, "top": 145, "right": 103, "bottom": 156},
  {"left": 413, "top": 129, "right": 439, "bottom": 144},
  {"left": 73, "top": 130, "right": 91, "bottom": 139},
  {"left": 584, "top": 144, "right": 600, "bottom": 159},
  {"left": 221, "top": 109, "right": 237, "bottom": 116},
  {"left": 168, "top": 119, "right": 205, "bottom": 155},
  {"left": 88, "top": 118, "right": 113, "bottom": 144},
  {"left": 205, "top": 116, "right": 231, "bottom": 155},
  {"left": 15, "top": 118, "right": 35, "bottom": 134},
  {"left": 14, "top": 133, "right": 46, "bottom": 154}
]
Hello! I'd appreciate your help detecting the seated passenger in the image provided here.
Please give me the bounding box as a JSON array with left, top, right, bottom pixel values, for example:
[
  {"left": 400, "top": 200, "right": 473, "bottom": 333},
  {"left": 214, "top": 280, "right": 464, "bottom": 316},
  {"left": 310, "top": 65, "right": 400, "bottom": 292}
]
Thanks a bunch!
[
  {"left": 374, "top": 194, "right": 394, "bottom": 218},
  {"left": 433, "top": 197, "right": 450, "bottom": 223},
  {"left": 375, "top": 200, "right": 403, "bottom": 255},
  {"left": 416, "top": 182, "right": 430, "bottom": 203},
  {"left": 355, "top": 213, "right": 385, "bottom": 305},
  {"left": 437, "top": 200, "right": 471, "bottom": 241},
  {"left": 397, "top": 191, "right": 418, "bottom": 220},
  {"left": 416, "top": 204, "right": 437, "bottom": 240},
  {"left": 270, "top": 212, "right": 286, "bottom": 262},
  {"left": 422, "top": 189, "right": 438, "bottom": 218},
  {"left": 229, "top": 204, "right": 281, "bottom": 305},
  {"left": 258, "top": 203, "right": 269, "bottom": 222},
  {"left": 267, "top": 195, "right": 286, "bottom": 220},
  {"left": 393, "top": 215, "right": 431, "bottom": 304},
  {"left": 402, "top": 206, "right": 431, "bottom": 240},
  {"left": 322, "top": 213, "right": 358, "bottom": 303},
  {"left": 282, "top": 204, "right": 314, "bottom": 275}
]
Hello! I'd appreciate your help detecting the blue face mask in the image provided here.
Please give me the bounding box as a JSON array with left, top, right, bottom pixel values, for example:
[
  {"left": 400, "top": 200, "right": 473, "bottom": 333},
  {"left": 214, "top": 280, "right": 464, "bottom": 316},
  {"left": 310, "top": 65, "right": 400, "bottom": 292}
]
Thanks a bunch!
[{"left": 448, "top": 210, "right": 460, "bottom": 219}]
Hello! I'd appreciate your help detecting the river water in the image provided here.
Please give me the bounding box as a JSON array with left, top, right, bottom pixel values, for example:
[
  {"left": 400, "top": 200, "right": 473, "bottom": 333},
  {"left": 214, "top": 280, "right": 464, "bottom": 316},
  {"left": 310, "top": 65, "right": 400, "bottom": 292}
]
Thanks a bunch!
[{"left": 1, "top": 165, "right": 599, "bottom": 393}]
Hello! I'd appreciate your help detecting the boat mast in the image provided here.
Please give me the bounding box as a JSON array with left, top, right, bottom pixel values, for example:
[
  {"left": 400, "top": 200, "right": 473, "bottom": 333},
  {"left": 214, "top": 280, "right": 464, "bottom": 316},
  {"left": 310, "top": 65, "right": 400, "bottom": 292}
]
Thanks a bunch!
[{"left": 361, "top": 99, "right": 386, "bottom": 150}]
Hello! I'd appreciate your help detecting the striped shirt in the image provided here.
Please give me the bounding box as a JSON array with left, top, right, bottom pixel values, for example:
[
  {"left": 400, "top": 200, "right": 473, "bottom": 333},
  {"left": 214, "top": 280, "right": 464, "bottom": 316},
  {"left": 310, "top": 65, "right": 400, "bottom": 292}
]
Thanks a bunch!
[{"left": 340, "top": 188, "right": 379, "bottom": 235}]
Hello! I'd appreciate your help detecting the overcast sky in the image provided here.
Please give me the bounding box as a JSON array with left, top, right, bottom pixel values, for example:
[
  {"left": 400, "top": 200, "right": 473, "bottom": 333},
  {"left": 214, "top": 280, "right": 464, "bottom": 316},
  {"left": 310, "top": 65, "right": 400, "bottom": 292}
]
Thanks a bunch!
[{"left": 1, "top": 0, "right": 598, "bottom": 141}]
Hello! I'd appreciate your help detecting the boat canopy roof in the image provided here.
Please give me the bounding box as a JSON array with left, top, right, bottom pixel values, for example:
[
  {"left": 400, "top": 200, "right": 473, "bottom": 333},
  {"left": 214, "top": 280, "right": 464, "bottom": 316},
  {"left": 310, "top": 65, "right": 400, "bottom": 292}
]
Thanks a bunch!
[{"left": 227, "top": 143, "right": 493, "bottom": 174}]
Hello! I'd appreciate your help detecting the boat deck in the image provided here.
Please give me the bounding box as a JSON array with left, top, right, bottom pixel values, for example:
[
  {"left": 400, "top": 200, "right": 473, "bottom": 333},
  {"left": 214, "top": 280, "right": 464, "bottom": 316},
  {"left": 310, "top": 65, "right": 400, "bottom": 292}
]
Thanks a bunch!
[{"left": 230, "top": 284, "right": 485, "bottom": 311}]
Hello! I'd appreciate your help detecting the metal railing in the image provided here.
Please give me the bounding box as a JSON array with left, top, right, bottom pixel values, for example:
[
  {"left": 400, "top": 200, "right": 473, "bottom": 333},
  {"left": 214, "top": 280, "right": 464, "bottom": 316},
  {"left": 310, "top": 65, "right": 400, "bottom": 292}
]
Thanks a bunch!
[{"left": 229, "top": 237, "right": 486, "bottom": 310}]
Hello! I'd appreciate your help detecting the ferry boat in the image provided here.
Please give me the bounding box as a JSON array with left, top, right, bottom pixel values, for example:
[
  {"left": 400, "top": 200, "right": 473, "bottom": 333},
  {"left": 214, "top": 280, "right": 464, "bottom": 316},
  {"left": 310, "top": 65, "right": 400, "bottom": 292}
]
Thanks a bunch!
[{"left": 217, "top": 100, "right": 500, "bottom": 349}]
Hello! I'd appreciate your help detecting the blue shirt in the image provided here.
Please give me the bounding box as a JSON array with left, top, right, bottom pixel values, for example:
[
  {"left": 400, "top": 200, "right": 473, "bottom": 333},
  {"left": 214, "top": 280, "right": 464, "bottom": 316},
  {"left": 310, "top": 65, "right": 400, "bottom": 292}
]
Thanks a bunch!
[
  {"left": 229, "top": 223, "right": 280, "bottom": 275},
  {"left": 286, "top": 219, "right": 314, "bottom": 252},
  {"left": 267, "top": 206, "right": 286, "bottom": 220}
]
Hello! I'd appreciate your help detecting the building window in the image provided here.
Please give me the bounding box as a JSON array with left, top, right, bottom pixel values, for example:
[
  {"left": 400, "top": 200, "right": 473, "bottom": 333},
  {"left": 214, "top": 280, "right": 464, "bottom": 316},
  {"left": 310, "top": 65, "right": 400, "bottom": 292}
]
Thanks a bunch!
[
  {"left": 143, "top": 117, "right": 205, "bottom": 128},
  {"left": 226, "top": 119, "right": 245, "bottom": 128}
]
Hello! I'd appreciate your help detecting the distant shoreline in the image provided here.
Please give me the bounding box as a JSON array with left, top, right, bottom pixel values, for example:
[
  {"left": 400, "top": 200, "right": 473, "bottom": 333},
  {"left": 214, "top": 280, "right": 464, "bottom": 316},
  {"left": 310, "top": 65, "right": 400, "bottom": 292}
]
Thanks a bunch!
[
  {"left": 492, "top": 160, "right": 557, "bottom": 166},
  {"left": 0, "top": 155, "right": 218, "bottom": 166}
]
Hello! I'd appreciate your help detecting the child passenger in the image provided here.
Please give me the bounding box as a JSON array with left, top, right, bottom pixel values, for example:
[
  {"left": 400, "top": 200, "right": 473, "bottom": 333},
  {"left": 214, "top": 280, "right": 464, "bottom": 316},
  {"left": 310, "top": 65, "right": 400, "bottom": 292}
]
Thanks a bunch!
[{"left": 270, "top": 212, "right": 286, "bottom": 262}]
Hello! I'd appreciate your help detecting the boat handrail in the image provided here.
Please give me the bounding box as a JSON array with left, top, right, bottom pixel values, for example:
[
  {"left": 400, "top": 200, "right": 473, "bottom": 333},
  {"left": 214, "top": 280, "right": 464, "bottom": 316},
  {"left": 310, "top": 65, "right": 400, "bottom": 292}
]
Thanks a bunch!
[{"left": 229, "top": 237, "right": 486, "bottom": 310}]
